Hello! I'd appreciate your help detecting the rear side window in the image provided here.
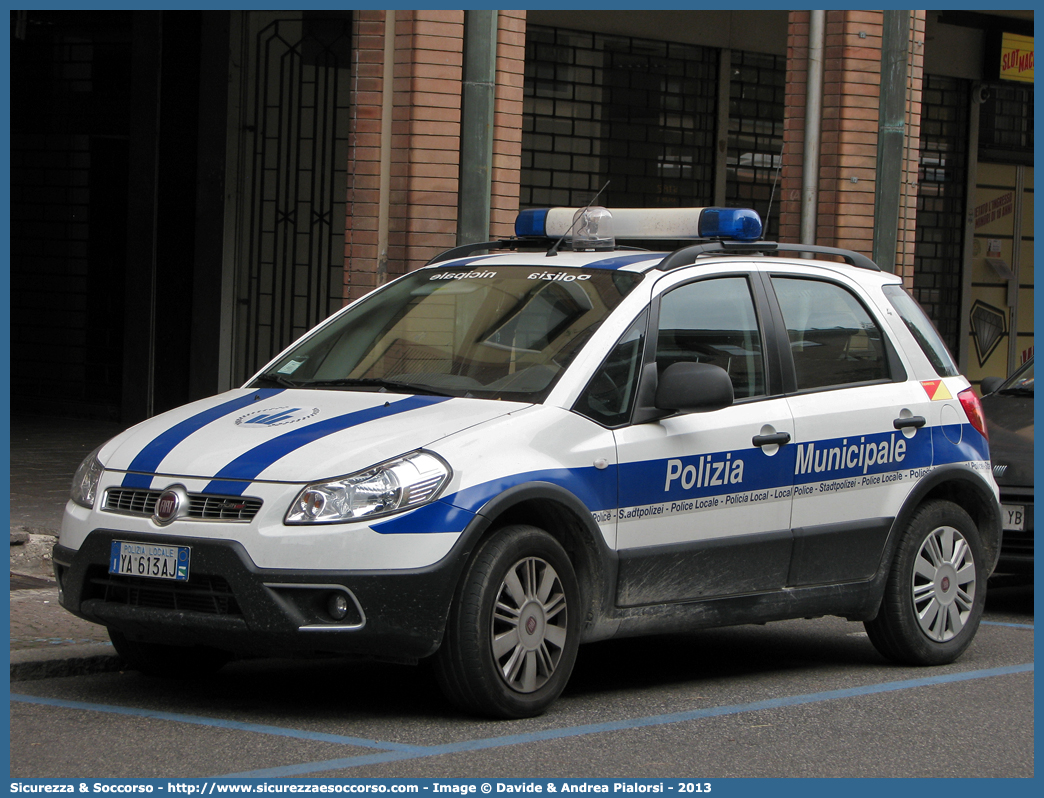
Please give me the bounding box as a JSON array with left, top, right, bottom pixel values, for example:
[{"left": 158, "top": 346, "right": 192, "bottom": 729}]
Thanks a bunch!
[
  {"left": 773, "top": 277, "right": 889, "bottom": 390},
  {"left": 882, "top": 284, "right": 959, "bottom": 377}
]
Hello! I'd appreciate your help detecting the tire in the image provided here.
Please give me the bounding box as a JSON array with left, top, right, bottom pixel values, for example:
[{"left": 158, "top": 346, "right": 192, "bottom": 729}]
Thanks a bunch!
[
  {"left": 108, "top": 629, "right": 231, "bottom": 678},
  {"left": 435, "top": 525, "right": 581, "bottom": 718},
  {"left": 865, "top": 500, "right": 986, "bottom": 666}
]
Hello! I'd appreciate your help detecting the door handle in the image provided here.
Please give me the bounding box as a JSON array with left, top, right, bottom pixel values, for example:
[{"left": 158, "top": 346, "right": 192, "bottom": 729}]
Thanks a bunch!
[
  {"left": 753, "top": 432, "right": 791, "bottom": 447},
  {"left": 893, "top": 416, "right": 926, "bottom": 430}
]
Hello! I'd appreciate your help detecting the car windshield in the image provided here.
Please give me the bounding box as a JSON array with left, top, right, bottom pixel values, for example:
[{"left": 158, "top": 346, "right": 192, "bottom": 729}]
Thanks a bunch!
[
  {"left": 998, "top": 359, "right": 1034, "bottom": 395},
  {"left": 251, "top": 264, "right": 644, "bottom": 402}
]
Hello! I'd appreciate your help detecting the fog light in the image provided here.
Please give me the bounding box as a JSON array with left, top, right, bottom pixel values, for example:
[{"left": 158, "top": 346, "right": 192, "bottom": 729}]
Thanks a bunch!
[{"left": 327, "top": 592, "right": 350, "bottom": 621}]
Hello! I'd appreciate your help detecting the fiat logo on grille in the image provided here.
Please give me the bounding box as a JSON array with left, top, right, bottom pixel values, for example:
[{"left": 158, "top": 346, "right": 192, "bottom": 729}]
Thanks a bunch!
[{"left": 153, "top": 486, "right": 186, "bottom": 526}]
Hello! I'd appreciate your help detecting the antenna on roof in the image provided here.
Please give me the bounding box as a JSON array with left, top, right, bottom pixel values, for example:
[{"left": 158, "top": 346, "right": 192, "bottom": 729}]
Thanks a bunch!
[{"left": 546, "top": 180, "right": 610, "bottom": 257}]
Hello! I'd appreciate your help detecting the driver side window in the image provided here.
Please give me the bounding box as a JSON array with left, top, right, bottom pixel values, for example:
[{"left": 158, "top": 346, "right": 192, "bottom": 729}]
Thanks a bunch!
[{"left": 656, "top": 276, "right": 766, "bottom": 399}]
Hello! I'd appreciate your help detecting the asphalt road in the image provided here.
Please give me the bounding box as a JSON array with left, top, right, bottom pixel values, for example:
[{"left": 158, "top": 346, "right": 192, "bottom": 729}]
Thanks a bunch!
[{"left": 9, "top": 579, "right": 1033, "bottom": 780}]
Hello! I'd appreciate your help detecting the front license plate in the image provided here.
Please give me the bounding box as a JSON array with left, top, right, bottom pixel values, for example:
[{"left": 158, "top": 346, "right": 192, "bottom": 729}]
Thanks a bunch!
[
  {"left": 109, "top": 540, "right": 191, "bottom": 581},
  {"left": 1001, "top": 504, "right": 1025, "bottom": 532}
]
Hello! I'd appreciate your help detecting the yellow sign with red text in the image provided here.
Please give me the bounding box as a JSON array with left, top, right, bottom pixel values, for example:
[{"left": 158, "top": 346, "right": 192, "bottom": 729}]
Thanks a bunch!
[{"left": 1000, "top": 32, "right": 1034, "bottom": 84}]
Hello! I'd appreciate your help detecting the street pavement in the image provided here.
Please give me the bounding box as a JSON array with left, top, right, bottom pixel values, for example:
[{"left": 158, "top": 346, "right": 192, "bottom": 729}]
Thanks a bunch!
[{"left": 9, "top": 414, "right": 126, "bottom": 680}]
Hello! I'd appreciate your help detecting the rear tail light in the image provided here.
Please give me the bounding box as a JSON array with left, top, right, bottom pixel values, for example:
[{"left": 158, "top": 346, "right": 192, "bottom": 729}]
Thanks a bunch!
[{"left": 958, "top": 387, "right": 989, "bottom": 442}]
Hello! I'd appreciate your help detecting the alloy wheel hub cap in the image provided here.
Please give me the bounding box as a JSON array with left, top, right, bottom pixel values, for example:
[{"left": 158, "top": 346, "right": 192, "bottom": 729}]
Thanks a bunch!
[
  {"left": 934, "top": 563, "right": 958, "bottom": 604},
  {"left": 518, "top": 602, "right": 547, "bottom": 651}
]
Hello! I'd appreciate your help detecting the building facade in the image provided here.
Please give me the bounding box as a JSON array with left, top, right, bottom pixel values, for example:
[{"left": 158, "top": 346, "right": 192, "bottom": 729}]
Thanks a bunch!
[{"left": 9, "top": 9, "right": 1033, "bottom": 422}]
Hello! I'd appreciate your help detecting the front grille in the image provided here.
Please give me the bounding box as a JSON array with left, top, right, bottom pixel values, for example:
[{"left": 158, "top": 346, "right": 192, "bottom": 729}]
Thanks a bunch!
[
  {"left": 189, "top": 494, "right": 263, "bottom": 521},
  {"left": 104, "top": 488, "right": 262, "bottom": 522},
  {"left": 106, "top": 489, "right": 159, "bottom": 516},
  {"left": 84, "top": 566, "right": 241, "bottom": 616}
]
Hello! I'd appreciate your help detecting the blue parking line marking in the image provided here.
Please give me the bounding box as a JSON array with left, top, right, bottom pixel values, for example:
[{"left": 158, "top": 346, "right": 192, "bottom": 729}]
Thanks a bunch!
[
  {"left": 981, "top": 620, "right": 1034, "bottom": 630},
  {"left": 8, "top": 694, "right": 421, "bottom": 752},
  {"left": 11, "top": 663, "right": 1033, "bottom": 778},
  {"left": 221, "top": 663, "right": 1030, "bottom": 778}
]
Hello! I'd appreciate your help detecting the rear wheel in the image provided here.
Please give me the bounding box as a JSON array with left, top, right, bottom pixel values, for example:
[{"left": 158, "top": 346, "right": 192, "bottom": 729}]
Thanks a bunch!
[
  {"left": 108, "top": 629, "right": 231, "bottom": 678},
  {"left": 865, "top": 500, "right": 985, "bottom": 665},
  {"left": 435, "top": 525, "right": 580, "bottom": 718}
]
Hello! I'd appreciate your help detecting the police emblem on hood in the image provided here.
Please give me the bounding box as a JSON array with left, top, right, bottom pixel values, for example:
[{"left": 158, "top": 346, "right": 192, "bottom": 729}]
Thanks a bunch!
[{"left": 235, "top": 406, "right": 321, "bottom": 427}]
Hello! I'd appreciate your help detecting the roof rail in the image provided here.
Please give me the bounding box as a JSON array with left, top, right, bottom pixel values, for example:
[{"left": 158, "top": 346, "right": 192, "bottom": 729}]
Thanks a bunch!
[{"left": 658, "top": 241, "right": 881, "bottom": 272}]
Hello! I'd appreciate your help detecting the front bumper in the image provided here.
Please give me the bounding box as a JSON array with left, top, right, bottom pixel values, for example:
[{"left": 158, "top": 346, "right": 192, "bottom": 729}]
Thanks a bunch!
[{"left": 53, "top": 529, "right": 465, "bottom": 662}]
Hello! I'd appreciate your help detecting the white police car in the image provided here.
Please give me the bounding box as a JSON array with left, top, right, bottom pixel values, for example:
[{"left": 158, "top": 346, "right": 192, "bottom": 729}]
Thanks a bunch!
[{"left": 56, "top": 206, "right": 1002, "bottom": 718}]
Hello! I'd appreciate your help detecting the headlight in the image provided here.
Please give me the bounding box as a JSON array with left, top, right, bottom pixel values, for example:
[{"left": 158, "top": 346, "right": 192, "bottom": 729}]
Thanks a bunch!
[
  {"left": 71, "top": 444, "right": 106, "bottom": 509},
  {"left": 286, "top": 451, "right": 451, "bottom": 525}
]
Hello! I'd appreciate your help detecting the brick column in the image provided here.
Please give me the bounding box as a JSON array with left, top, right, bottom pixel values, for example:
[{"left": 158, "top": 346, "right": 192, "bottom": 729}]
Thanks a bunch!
[
  {"left": 345, "top": 10, "right": 465, "bottom": 302},
  {"left": 898, "top": 11, "right": 925, "bottom": 285},
  {"left": 778, "top": 13, "right": 809, "bottom": 247},
  {"left": 345, "top": 10, "right": 387, "bottom": 302},
  {"left": 392, "top": 10, "right": 465, "bottom": 277},
  {"left": 780, "top": 10, "right": 925, "bottom": 279}
]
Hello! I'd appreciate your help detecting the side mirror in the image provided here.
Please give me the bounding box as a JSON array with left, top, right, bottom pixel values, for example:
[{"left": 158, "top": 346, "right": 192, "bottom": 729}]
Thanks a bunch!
[
  {"left": 656, "top": 362, "right": 734, "bottom": 413},
  {"left": 632, "top": 362, "right": 734, "bottom": 424}
]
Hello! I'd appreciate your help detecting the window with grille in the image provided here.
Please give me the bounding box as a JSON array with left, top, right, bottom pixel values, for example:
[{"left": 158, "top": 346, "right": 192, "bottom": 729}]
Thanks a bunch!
[
  {"left": 522, "top": 26, "right": 717, "bottom": 211},
  {"left": 979, "top": 81, "right": 1034, "bottom": 159},
  {"left": 726, "top": 50, "right": 785, "bottom": 240},
  {"left": 914, "top": 74, "right": 970, "bottom": 354},
  {"left": 234, "top": 13, "right": 352, "bottom": 385}
]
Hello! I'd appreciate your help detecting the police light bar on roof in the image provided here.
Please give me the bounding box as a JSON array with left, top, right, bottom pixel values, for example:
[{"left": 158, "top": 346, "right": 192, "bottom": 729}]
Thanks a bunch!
[{"left": 515, "top": 206, "right": 763, "bottom": 243}]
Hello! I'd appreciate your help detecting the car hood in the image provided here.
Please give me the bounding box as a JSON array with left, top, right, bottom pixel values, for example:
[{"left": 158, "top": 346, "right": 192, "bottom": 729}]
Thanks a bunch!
[
  {"left": 981, "top": 391, "right": 1034, "bottom": 487},
  {"left": 102, "top": 388, "right": 524, "bottom": 485}
]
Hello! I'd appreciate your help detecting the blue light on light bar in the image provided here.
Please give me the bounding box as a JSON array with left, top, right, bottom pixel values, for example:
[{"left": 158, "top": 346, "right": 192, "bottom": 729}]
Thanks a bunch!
[
  {"left": 515, "top": 208, "right": 549, "bottom": 237},
  {"left": 698, "top": 208, "right": 763, "bottom": 241}
]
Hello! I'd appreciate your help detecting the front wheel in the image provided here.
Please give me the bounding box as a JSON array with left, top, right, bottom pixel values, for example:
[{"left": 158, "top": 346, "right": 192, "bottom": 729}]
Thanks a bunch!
[
  {"left": 865, "top": 500, "right": 986, "bottom": 665},
  {"left": 435, "top": 525, "right": 581, "bottom": 718}
]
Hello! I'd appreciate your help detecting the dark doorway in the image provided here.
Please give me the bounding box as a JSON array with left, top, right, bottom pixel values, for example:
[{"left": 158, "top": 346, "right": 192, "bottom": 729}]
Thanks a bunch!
[{"left": 10, "top": 10, "right": 134, "bottom": 420}]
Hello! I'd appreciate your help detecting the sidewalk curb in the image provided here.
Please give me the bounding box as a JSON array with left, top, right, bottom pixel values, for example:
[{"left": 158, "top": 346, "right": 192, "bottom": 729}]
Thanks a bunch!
[{"left": 10, "top": 644, "right": 124, "bottom": 682}]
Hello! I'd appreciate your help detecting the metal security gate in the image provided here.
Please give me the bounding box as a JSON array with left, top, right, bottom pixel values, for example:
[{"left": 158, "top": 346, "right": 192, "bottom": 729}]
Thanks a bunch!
[
  {"left": 230, "top": 11, "right": 352, "bottom": 385},
  {"left": 913, "top": 74, "right": 970, "bottom": 355},
  {"left": 726, "top": 50, "right": 785, "bottom": 240},
  {"left": 522, "top": 26, "right": 718, "bottom": 210}
]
